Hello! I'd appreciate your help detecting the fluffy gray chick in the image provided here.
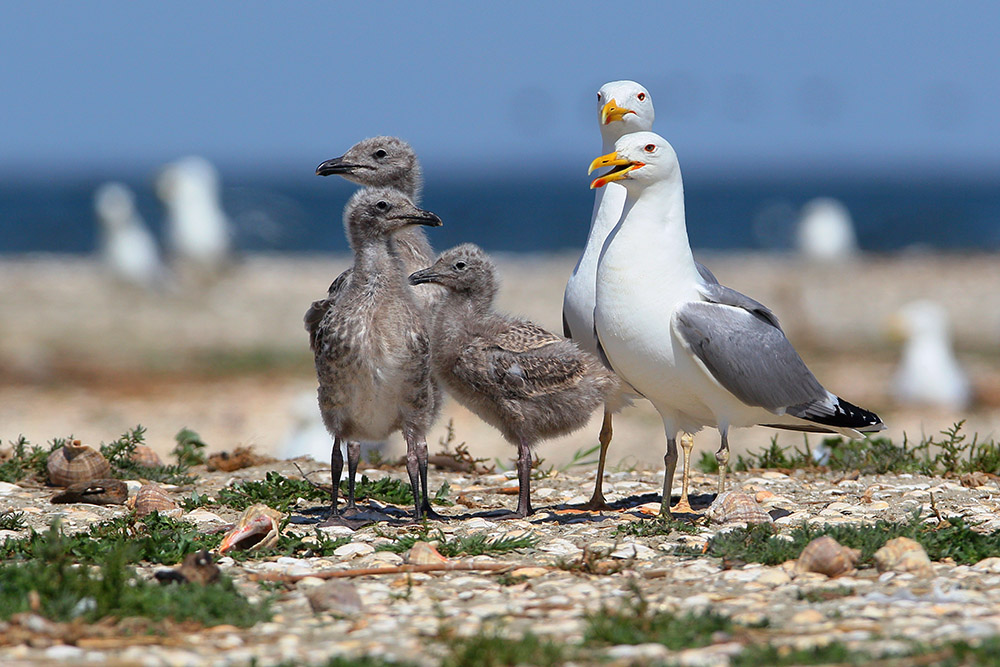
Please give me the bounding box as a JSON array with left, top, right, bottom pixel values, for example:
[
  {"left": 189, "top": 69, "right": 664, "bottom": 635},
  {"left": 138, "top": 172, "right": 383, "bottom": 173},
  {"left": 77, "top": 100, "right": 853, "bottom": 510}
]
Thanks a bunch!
[
  {"left": 409, "top": 243, "right": 619, "bottom": 518},
  {"left": 312, "top": 187, "right": 443, "bottom": 523}
]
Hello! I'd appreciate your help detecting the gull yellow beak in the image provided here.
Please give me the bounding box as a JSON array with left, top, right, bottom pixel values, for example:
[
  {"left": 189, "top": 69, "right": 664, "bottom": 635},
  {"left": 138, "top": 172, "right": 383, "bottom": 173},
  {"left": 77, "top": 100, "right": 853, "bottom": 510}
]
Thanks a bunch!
[
  {"left": 588, "top": 151, "right": 643, "bottom": 189},
  {"left": 600, "top": 98, "right": 636, "bottom": 125}
]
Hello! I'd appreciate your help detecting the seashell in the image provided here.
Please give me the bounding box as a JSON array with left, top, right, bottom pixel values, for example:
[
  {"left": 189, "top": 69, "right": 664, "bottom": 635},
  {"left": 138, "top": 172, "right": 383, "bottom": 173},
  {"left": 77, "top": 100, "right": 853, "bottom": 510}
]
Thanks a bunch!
[
  {"left": 129, "top": 445, "right": 164, "bottom": 468},
  {"left": 406, "top": 541, "right": 448, "bottom": 565},
  {"left": 795, "top": 536, "right": 860, "bottom": 578},
  {"left": 51, "top": 478, "right": 128, "bottom": 505},
  {"left": 218, "top": 504, "right": 284, "bottom": 554},
  {"left": 706, "top": 491, "right": 773, "bottom": 525},
  {"left": 874, "top": 537, "right": 934, "bottom": 577},
  {"left": 129, "top": 483, "right": 179, "bottom": 516},
  {"left": 47, "top": 440, "right": 112, "bottom": 487}
]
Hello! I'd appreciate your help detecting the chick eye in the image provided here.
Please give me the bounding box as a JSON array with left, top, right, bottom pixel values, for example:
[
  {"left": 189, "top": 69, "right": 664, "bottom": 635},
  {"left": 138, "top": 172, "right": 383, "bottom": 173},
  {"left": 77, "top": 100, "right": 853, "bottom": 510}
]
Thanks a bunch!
[
  {"left": 644, "top": 144, "right": 656, "bottom": 153},
  {"left": 374, "top": 149, "right": 388, "bottom": 159},
  {"left": 637, "top": 92, "right": 646, "bottom": 101},
  {"left": 454, "top": 261, "right": 467, "bottom": 270},
  {"left": 375, "top": 200, "right": 389, "bottom": 211}
]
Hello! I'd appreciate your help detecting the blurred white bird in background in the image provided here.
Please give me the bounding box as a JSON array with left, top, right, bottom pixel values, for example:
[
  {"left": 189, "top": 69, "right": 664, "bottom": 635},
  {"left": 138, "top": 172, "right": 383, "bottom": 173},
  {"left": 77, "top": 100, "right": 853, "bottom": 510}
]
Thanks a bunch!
[
  {"left": 156, "top": 156, "right": 233, "bottom": 275},
  {"left": 279, "top": 390, "right": 332, "bottom": 462},
  {"left": 891, "top": 300, "right": 972, "bottom": 411},
  {"left": 94, "top": 182, "right": 167, "bottom": 290},
  {"left": 795, "top": 197, "right": 859, "bottom": 261}
]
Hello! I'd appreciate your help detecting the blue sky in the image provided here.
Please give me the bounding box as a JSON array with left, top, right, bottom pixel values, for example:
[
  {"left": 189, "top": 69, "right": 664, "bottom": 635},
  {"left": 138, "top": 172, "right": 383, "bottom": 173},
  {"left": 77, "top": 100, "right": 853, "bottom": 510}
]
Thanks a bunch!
[{"left": 2, "top": 2, "right": 998, "bottom": 178}]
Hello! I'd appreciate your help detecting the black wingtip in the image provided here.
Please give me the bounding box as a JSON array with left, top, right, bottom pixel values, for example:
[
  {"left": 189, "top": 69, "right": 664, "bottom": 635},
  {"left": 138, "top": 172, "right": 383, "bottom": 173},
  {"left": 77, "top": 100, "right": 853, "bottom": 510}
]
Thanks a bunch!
[{"left": 803, "top": 397, "right": 884, "bottom": 432}]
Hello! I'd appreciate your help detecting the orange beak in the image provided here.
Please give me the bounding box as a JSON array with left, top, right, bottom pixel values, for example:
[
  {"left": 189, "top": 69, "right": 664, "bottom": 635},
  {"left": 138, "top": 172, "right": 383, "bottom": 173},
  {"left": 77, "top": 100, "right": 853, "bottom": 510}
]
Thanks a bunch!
[
  {"left": 600, "top": 98, "right": 636, "bottom": 125},
  {"left": 588, "top": 151, "right": 643, "bottom": 189}
]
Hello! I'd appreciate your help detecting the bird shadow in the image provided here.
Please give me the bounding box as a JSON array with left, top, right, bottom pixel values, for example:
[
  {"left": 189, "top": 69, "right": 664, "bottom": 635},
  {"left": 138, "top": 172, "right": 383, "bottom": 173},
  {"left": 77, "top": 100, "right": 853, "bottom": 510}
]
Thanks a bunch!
[{"left": 289, "top": 492, "right": 721, "bottom": 527}]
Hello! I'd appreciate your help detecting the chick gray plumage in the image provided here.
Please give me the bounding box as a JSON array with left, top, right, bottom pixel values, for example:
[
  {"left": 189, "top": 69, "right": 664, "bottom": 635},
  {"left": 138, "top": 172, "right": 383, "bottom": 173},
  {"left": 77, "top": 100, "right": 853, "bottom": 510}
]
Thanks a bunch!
[
  {"left": 306, "top": 137, "right": 439, "bottom": 514},
  {"left": 409, "top": 244, "right": 619, "bottom": 518},
  {"left": 311, "top": 187, "right": 443, "bottom": 522}
]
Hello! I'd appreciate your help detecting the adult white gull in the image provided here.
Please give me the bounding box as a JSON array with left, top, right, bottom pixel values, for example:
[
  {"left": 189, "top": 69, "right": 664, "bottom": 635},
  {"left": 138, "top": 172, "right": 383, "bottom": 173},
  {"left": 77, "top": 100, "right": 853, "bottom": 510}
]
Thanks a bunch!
[
  {"left": 563, "top": 80, "right": 710, "bottom": 512},
  {"left": 590, "top": 131, "right": 884, "bottom": 515},
  {"left": 156, "top": 156, "right": 232, "bottom": 273},
  {"left": 94, "top": 182, "right": 167, "bottom": 290},
  {"left": 891, "top": 300, "right": 971, "bottom": 411}
]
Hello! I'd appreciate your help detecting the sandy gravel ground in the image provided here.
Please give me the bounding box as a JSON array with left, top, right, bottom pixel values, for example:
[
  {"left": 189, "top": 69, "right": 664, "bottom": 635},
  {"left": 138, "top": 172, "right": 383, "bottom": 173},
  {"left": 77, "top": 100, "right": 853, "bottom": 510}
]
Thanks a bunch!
[{"left": 1, "top": 253, "right": 998, "bottom": 470}]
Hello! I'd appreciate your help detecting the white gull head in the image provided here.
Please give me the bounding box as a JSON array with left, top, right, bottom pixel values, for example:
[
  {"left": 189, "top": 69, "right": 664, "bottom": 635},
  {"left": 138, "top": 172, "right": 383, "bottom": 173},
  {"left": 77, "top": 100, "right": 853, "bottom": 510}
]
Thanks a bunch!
[
  {"left": 590, "top": 131, "right": 682, "bottom": 194},
  {"left": 596, "top": 80, "right": 655, "bottom": 147}
]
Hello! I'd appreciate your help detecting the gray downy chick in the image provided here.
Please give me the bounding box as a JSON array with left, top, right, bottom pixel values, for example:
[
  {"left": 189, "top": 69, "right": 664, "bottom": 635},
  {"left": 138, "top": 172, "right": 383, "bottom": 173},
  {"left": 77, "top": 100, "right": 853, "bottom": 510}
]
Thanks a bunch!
[
  {"left": 306, "top": 137, "right": 439, "bottom": 511},
  {"left": 409, "top": 243, "right": 620, "bottom": 518},
  {"left": 312, "top": 187, "right": 443, "bottom": 523}
]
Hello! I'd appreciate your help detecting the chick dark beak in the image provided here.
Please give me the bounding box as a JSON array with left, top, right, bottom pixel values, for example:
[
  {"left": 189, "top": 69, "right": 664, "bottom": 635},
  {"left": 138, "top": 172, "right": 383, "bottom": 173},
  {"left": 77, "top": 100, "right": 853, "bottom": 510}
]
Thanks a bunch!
[
  {"left": 408, "top": 267, "right": 441, "bottom": 285},
  {"left": 316, "top": 156, "right": 360, "bottom": 176},
  {"left": 394, "top": 209, "right": 442, "bottom": 227}
]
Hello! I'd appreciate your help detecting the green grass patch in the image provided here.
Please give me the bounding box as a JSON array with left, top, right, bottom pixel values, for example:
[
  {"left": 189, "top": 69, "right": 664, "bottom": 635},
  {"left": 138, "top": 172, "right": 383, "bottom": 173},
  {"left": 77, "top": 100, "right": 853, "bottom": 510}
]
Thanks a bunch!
[
  {"left": 705, "top": 512, "right": 1000, "bottom": 567},
  {"left": 100, "top": 425, "right": 198, "bottom": 485},
  {"left": 375, "top": 527, "right": 536, "bottom": 557},
  {"left": 731, "top": 642, "right": 866, "bottom": 666},
  {"left": 442, "top": 630, "right": 566, "bottom": 667},
  {"left": 218, "top": 471, "right": 329, "bottom": 511},
  {"left": 172, "top": 427, "right": 208, "bottom": 467},
  {"left": 615, "top": 516, "right": 700, "bottom": 537},
  {"left": 0, "top": 511, "right": 27, "bottom": 531},
  {"left": 216, "top": 472, "right": 452, "bottom": 512},
  {"left": 583, "top": 588, "right": 738, "bottom": 650},
  {"left": 726, "top": 422, "right": 1000, "bottom": 477},
  {"left": 0, "top": 435, "right": 61, "bottom": 483},
  {"left": 0, "top": 525, "right": 269, "bottom": 627}
]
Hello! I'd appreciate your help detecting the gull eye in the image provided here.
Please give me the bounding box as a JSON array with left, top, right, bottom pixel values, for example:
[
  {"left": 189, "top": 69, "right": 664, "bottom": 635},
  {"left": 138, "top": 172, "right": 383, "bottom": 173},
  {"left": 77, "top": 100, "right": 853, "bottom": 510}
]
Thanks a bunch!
[
  {"left": 375, "top": 200, "right": 389, "bottom": 211},
  {"left": 374, "top": 149, "right": 388, "bottom": 159},
  {"left": 597, "top": 92, "right": 602, "bottom": 101},
  {"left": 644, "top": 144, "right": 656, "bottom": 153},
  {"left": 454, "top": 261, "right": 467, "bottom": 270},
  {"left": 637, "top": 92, "right": 646, "bottom": 101}
]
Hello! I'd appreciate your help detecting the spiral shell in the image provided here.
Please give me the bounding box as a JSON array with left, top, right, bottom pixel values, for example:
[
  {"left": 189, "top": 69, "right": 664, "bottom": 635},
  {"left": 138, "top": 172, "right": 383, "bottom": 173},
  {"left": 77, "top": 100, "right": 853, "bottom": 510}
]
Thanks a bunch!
[
  {"left": 795, "top": 536, "right": 860, "bottom": 578},
  {"left": 129, "top": 445, "right": 164, "bottom": 468},
  {"left": 218, "top": 504, "right": 284, "bottom": 554},
  {"left": 874, "top": 537, "right": 934, "bottom": 577},
  {"left": 47, "top": 441, "right": 112, "bottom": 487},
  {"left": 51, "top": 478, "right": 128, "bottom": 505},
  {"left": 706, "top": 491, "right": 773, "bottom": 525},
  {"left": 129, "top": 483, "right": 179, "bottom": 516}
]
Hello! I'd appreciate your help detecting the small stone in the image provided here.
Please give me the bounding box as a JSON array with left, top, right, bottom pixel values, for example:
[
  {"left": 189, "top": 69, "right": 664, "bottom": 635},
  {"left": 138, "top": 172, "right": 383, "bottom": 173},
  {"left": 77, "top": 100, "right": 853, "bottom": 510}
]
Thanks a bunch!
[
  {"left": 606, "top": 643, "right": 670, "bottom": 662},
  {"left": 0, "top": 530, "right": 21, "bottom": 542},
  {"left": 755, "top": 568, "right": 792, "bottom": 586},
  {"left": 304, "top": 580, "right": 363, "bottom": 616},
  {"left": 534, "top": 487, "right": 557, "bottom": 499},
  {"left": 791, "top": 609, "right": 826, "bottom": 625},
  {"left": 610, "top": 542, "right": 655, "bottom": 560},
  {"left": 333, "top": 542, "right": 375, "bottom": 560},
  {"left": 185, "top": 508, "right": 225, "bottom": 524},
  {"left": 972, "top": 557, "right": 1000, "bottom": 573},
  {"left": 755, "top": 489, "right": 776, "bottom": 503},
  {"left": 510, "top": 567, "right": 548, "bottom": 578},
  {"left": 44, "top": 645, "right": 84, "bottom": 660},
  {"left": 0, "top": 482, "right": 22, "bottom": 495},
  {"left": 464, "top": 517, "right": 496, "bottom": 530},
  {"left": 539, "top": 538, "right": 582, "bottom": 557}
]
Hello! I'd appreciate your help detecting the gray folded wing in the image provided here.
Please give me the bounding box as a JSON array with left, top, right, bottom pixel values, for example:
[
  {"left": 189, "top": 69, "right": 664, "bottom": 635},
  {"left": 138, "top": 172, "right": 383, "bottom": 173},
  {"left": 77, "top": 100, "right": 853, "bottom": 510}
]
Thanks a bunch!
[{"left": 674, "top": 298, "right": 826, "bottom": 413}]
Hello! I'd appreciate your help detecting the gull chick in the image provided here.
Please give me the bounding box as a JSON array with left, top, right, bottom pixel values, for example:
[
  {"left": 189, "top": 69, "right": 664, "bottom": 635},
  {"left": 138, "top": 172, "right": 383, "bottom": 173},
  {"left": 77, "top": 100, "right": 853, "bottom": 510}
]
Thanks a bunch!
[
  {"left": 312, "top": 188, "right": 443, "bottom": 522},
  {"left": 590, "top": 132, "right": 884, "bottom": 515},
  {"left": 305, "top": 137, "right": 439, "bottom": 494},
  {"left": 410, "top": 244, "right": 619, "bottom": 518}
]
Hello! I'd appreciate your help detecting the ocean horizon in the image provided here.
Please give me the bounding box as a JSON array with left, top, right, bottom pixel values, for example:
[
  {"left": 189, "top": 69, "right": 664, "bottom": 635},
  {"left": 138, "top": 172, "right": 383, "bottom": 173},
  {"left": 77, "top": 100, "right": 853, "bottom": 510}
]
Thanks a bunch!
[{"left": 2, "top": 170, "right": 998, "bottom": 256}]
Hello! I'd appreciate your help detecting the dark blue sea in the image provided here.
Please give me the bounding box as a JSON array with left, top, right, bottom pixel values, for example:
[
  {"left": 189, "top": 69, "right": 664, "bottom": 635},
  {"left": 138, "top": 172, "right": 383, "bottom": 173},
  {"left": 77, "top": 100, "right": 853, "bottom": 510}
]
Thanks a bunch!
[{"left": 2, "top": 169, "right": 999, "bottom": 255}]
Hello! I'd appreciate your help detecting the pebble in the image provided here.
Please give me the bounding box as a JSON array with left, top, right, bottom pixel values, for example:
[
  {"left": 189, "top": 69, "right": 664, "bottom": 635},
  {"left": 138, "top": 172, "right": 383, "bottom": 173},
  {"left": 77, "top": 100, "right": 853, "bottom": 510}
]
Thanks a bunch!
[
  {"left": 538, "top": 538, "right": 581, "bottom": 557},
  {"left": 0, "top": 481, "right": 22, "bottom": 495},
  {"left": 333, "top": 543, "right": 375, "bottom": 560},
  {"left": 610, "top": 542, "right": 655, "bottom": 560}
]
